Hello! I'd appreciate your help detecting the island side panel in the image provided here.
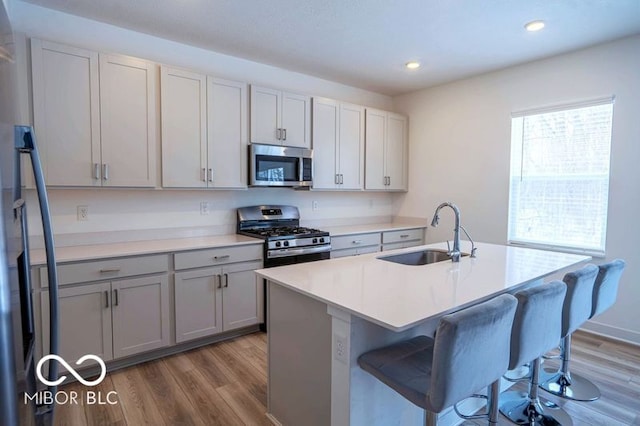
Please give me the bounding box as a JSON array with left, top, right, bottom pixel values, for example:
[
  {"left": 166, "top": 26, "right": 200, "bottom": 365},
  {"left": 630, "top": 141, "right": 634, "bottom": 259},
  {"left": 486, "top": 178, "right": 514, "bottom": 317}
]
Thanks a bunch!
[{"left": 268, "top": 281, "right": 332, "bottom": 426}]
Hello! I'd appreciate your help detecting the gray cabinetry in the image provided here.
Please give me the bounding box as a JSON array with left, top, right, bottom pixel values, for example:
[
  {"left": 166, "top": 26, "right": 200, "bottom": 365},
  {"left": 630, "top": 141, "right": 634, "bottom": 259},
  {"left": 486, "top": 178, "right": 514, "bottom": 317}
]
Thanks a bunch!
[
  {"left": 39, "top": 255, "right": 170, "bottom": 364},
  {"left": 174, "top": 245, "right": 263, "bottom": 343}
]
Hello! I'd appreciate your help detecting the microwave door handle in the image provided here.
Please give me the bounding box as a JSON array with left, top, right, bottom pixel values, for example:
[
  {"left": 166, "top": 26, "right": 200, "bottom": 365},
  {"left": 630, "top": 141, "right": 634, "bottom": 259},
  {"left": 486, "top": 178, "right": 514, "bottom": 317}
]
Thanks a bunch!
[{"left": 15, "top": 126, "right": 61, "bottom": 399}]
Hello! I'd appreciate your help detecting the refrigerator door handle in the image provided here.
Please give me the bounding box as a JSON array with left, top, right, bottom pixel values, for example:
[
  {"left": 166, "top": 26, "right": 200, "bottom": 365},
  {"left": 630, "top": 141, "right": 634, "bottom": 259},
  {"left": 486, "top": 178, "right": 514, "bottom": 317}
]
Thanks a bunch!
[{"left": 15, "top": 126, "right": 60, "bottom": 401}]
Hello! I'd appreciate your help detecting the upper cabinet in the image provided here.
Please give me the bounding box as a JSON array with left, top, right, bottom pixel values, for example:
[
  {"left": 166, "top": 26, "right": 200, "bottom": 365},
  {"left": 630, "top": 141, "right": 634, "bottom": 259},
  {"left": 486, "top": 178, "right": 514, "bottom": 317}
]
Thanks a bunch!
[
  {"left": 31, "top": 39, "right": 100, "bottom": 186},
  {"left": 160, "top": 65, "right": 247, "bottom": 189},
  {"left": 99, "top": 54, "right": 157, "bottom": 187},
  {"left": 31, "top": 39, "right": 157, "bottom": 187},
  {"left": 250, "top": 85, "right": 311, "bottom": 148},
  {"left": 312, "top": 98, "right": 365, "bottom": 190},
  {"left": 365, "top": 109, "right": 408, "bottom": 191}
]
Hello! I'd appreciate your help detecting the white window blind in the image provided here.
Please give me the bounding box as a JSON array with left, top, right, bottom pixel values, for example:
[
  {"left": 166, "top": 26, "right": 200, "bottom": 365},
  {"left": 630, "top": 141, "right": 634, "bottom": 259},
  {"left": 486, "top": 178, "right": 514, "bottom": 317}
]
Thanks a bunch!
[{"left": 508, "top": 100, "right": 614, "bottom": 254}]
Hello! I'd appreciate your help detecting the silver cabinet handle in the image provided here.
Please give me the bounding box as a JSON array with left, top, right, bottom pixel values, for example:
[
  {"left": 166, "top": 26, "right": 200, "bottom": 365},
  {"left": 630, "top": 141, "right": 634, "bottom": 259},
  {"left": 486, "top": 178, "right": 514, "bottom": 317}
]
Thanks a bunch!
[
  {"left": 388, "top": 176, "right": 391, "bottom": 186},
  {"left": 201, "top": 168, "right": 206, "bottom": 182},
  {"left": 352, "top": 240, "right": 363, "bottom": 245},
  {"left": 213, "top": 255, "right": 230, "bottom": 261},
  {"left": 216, "top": 274, "right": 222, "bottom": 289},
  {"left": 103, "top": 164, "right": 109, "bottom": 181},
  {"left": 400, "top": 234, "right": 410, "bottom": 239},
  {"left": 340, "top": 174, "right": 344, "bottom": 184},
  {"left": 113, "top": 289, "right": 119, "bottom": 306},
  {"left": 105, "top": 291, "right": 109, "bottom": 308},
  {"left": 99, "top": 268, "right": 121, "bottom": 273},
  {"left": 276, "top": 128, "right": 282, "bottom": 140},
  {"left": 94, "top": 163, "right": 101, "bottom": 180},
  {"left": 223, "top": 273, "right": 229, "bottom": 288},
  {"left": 208, "top": 168, "right": 213, "bottom": 182},
  {"left": 283, "top": 128, "right": 287, "bottom": 140}
]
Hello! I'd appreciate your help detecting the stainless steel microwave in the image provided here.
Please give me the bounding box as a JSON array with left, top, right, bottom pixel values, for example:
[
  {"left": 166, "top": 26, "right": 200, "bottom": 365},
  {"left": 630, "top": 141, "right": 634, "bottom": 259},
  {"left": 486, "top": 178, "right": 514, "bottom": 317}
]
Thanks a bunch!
[{"left": 249, "top": 143, "right": 313, "bottom": 188}]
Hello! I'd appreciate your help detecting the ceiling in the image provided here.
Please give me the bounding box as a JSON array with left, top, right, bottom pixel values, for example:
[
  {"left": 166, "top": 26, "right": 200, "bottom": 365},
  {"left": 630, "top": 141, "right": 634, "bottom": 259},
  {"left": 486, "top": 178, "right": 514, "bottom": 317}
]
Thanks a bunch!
[{"left": 21, "top": 0, "right": 640, "bottom": 96}]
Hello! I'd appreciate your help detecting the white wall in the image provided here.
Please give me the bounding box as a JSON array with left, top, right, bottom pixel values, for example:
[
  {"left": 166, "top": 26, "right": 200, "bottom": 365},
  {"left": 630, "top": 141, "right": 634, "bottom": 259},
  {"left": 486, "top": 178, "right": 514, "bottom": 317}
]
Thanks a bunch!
[
  {"left": 8, "top": 1, "right": 396, "bottom": 243},
  {"left": 394, "top": 35, "right": 640, "bottom": 344}
]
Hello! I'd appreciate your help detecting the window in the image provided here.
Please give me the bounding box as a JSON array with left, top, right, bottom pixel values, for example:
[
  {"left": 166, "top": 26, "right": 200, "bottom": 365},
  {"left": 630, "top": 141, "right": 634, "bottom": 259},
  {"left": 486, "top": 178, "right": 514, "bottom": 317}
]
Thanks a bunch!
[{"left": 507, "top": 99, "right": 614, "bottom": 254}]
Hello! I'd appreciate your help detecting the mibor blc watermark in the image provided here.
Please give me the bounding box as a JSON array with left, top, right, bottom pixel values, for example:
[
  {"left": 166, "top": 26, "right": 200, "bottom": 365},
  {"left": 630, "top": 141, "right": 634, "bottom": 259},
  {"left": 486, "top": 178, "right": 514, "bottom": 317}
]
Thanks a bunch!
[{"left": 24, "top": 354, "right": 118, "bottom": 406}]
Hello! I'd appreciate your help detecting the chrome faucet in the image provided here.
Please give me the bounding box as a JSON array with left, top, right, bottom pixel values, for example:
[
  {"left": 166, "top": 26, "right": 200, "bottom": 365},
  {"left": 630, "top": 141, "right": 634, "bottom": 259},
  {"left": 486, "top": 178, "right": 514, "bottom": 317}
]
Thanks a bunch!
[{"left": 430, "top": 202, "right": 464, "bottom": 262}]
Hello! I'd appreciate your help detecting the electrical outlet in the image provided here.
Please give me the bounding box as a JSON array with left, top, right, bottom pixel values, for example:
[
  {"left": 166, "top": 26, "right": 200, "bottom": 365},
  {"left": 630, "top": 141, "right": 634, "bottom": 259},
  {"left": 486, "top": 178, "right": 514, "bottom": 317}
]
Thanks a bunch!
[
  {"left": 334, "top": 334, "right": 348, "bottom": 364},
  {"left": 200, "top": 201, "right": 209, "bottom": 215},
  {"left": 77, "top": 205, "right": 89, "bottom": 221},
  {"left": 312, "top": 200, "right": 319, "bottom": 211}
]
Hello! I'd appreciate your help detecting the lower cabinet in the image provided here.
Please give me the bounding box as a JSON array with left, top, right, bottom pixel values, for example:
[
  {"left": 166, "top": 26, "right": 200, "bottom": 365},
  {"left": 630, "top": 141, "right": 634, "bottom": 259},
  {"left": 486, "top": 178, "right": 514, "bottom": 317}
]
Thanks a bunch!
[
  {"left": 40, "top": 274, "right": 170, "bottom": 364},
  {"left": 330, "top": 232, "right": 381, "bottom": 258},
  {"left": 174, "top": 260, "right": 262, "bottom": 343},
  {"left": 380, "top": 228, "right": 424, "bottom": 251}
]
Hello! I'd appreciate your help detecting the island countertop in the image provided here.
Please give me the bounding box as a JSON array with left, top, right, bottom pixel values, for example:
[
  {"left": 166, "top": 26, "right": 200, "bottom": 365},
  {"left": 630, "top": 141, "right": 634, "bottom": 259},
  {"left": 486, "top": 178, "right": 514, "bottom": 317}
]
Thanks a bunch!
[{"left": 255, "top": 242, "right": 590, "bottom": 332}]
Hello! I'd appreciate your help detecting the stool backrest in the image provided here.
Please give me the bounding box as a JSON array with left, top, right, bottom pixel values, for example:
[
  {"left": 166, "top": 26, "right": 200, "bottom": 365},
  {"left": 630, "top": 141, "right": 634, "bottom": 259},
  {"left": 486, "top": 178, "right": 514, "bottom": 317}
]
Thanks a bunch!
[
  {"left": 562, "top": 264, "right": 599, "bottom": 336},
  {"left": 591, "top": 259, "right": 626, "bottom": 318},
  {"left": 429, "top": 293, "right": 517, "bottom": 412},
  {"left": 508, "top": 281, "right": 567, "bottom": 369}
]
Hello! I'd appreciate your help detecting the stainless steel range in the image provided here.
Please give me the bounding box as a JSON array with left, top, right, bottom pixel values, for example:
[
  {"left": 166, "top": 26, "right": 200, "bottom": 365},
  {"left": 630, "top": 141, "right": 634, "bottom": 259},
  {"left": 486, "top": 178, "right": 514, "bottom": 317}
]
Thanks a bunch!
[{"left": 237, "top": 205, "right": 331, "bottom": 268}]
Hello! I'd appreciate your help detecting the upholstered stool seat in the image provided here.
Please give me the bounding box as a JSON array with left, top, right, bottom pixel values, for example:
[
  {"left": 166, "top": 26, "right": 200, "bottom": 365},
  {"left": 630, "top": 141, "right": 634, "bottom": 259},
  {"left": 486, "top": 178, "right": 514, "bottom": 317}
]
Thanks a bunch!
[
  {"left": 358, "top": 294, "right": 517, "bottom": 426},
  {"left": 499, "top": 280, "right": 572, "bottom": 425},
  {"left": 540, "top": 260, "right": 625, "bottom": 401}
]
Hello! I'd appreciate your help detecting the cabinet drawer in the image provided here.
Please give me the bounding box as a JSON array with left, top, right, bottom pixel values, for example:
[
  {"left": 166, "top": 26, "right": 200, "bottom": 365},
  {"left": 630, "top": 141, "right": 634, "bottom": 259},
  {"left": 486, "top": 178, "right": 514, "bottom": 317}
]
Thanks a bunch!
[
  {"left": 174, "top": 244, "right": 262, "bottom": 270},
  {"left": 382, "top": 228, "right": 424, "bottom": 244},
  {"left": 41, "top": 254, "right": 169, "bottom": 287},
  {"left": 381, "top": 240, "right": 424, "bottom": 252},
  {"left": 331, "top": 245, "right": 379, "bottom": 259},
  {"left": 331, "top": 233, "right": 380, "bottom": 251}
]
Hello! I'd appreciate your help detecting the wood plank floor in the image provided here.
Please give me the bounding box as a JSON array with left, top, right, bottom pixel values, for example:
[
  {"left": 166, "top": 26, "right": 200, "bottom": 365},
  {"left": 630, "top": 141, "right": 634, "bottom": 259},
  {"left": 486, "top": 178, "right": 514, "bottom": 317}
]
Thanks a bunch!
[{"left": 53, "top": 330, "right": 639, "bottom": 426}]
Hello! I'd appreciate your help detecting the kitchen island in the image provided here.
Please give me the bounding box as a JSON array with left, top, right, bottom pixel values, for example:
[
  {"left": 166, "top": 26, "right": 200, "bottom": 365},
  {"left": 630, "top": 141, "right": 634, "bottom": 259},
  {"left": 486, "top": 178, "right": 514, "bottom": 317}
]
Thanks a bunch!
[{"left": 255, "top": 242, "right": 590, "bottom": 426}]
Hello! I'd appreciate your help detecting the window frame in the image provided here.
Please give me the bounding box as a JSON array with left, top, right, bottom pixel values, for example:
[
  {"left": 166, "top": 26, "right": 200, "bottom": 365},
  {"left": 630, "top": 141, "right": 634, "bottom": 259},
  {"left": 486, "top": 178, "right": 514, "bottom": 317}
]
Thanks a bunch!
[{"left": 506, "top": 97, "right": 615, "bottom": 257}]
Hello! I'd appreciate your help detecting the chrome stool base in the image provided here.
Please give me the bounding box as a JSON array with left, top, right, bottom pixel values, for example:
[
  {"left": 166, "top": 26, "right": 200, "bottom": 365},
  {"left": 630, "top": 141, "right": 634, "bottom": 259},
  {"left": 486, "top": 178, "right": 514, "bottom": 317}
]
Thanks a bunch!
[
  {"left": 499, "top": 391, "right": 573, "bottom": 425},
  {"left": 539, "top": 368, "right": 601, "bottom": 402}
]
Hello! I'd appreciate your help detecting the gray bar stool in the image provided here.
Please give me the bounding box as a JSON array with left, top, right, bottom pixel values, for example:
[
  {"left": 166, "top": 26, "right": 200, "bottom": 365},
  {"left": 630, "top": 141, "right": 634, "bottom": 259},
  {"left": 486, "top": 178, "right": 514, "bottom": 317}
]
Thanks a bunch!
[
  {"left": 540, "top": 260, "right": 625, "bottom": 401},
  {"left": 357, "top": 294, "right": 517, "bottom": 426},
  {"left": 499, "top": 280, "right": 571, "bottom": 425}
]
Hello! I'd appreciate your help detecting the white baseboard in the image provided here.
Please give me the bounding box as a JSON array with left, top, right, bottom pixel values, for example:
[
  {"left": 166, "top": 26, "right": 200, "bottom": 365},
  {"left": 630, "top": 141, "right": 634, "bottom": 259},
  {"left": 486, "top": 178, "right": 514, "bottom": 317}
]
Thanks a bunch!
[{"left": 581, "top": 321, "right": 640, "bottom": 346}]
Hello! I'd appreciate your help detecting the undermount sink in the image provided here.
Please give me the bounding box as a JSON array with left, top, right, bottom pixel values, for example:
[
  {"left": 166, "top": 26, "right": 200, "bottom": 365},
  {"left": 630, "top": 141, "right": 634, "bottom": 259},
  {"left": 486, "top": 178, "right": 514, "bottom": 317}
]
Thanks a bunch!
[{"left": 378, "top": 249, "right": 469, "bottom": 266}]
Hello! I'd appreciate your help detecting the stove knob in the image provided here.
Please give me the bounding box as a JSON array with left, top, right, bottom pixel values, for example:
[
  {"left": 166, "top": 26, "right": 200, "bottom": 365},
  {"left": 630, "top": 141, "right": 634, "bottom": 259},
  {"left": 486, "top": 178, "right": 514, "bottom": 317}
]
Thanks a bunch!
[
  {"left": 275, "top": 241, "right": 281, "bottom": 247},
  {"left": 319, "top": 237, "right": 325, "bottom": 243},
  {"left": 312, "top": 238, "right": 318, "bottom": 244},
  {"left": 284, "top": 241, "right": 290, "bottom": 247}
]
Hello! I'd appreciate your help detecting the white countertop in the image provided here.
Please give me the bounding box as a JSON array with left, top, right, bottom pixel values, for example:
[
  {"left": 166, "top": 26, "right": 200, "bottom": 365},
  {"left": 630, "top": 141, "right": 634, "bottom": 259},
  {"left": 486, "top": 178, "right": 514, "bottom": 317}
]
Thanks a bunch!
[
  {"left": 30, "top": 234, "right": 262, "bottom": 265},
  {"left": 255, "top": 242, "right": 590, "bottom": 332},
  {"left": 30, "top": 221, "right": 426, "bottom": 265}
]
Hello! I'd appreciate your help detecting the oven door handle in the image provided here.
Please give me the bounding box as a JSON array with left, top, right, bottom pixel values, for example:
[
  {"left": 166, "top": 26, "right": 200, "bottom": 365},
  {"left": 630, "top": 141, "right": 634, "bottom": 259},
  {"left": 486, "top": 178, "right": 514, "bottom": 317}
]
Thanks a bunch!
[{"left": 267, "top": 245, "right": 332, "bottom": 259}]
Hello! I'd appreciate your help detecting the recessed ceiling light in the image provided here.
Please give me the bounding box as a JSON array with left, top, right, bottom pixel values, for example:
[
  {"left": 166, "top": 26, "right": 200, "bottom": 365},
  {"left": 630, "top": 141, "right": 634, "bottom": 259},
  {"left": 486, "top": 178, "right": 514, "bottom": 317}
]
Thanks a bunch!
[
  {"left": 525, "top": 20, "right": 545, "bottom": 32},
  {"left": 405, "top": 61, "right": 421, "bottom": 70}
]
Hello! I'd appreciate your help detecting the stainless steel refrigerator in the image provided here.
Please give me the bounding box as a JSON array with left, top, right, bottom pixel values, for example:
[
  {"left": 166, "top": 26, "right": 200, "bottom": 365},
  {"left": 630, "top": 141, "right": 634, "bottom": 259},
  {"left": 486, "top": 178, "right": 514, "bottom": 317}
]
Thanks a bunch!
[{"left": 1, "top": 3, "right": 61, "bottom": 425}]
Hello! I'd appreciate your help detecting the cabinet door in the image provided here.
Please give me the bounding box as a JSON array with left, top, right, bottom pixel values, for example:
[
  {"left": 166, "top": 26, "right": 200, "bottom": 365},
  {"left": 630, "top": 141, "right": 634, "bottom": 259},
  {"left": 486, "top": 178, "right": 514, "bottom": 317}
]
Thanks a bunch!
[
  {"left": 222, "top": 261, "right": 263, "bottom": 331},
  {"left": 364, "top": 109, "right": 387, "bottom": 190},
  {"left": 40, "top": 283, "right": 113, "bottom": 365},
  {"left": 208, "top": 77, "right": 248, "bottom": 188},
  {"left": 31, "top": 39, "right": 100, "bottom": 186},
  {"left": 100, "top": 53, "right": 157, "bottom": 187},
  {"left": 174, "top": 267, "right": 223, "bottom": 343},
  {"left": 386, "top": 113, "right": 408, "bottom": 191},
  {"left": 311, "top": 97, "right": 339, "bottom": 189},
  {"left": 111, "top": 274, "right": 170, "bottom": 358},
  {"left": 338, "top": 103, "right": 365, "bottom": 190},
  {"left": 250, "top": 85, "right": 280, "bottom": 144},
  {"left": 281, "top": 91, "right": 311, "bottom": 148},
  {"left": 160, "top": 66, "right": 207, "bottom": 188}
]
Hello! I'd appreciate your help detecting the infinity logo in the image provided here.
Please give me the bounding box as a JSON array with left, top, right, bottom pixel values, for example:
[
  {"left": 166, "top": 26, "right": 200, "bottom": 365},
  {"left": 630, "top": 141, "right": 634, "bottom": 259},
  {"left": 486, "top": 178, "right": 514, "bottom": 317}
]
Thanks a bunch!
[{"left": 36, "top": 354, "right": 107, "bottom": 387}]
